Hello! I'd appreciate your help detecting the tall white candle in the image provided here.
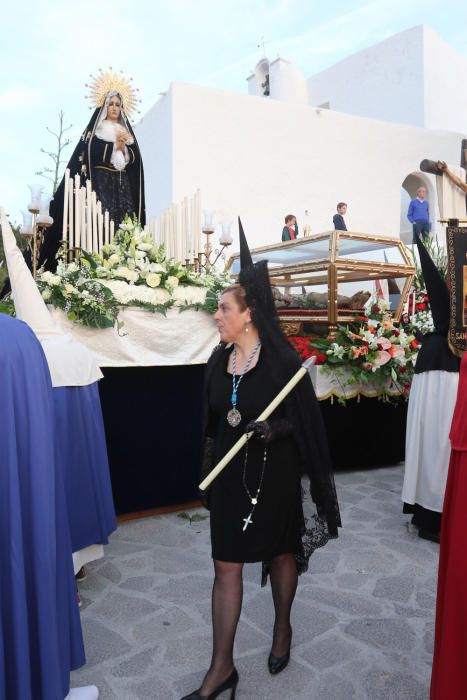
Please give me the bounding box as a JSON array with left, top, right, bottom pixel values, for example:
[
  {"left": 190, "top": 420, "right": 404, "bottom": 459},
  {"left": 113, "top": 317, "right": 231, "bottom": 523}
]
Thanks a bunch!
[
  {"left": 97, "top": 201, "right": 103, "bottom": 253},
  {"left": 62, "top": 169, "right": 70, "bottom": 256},
  {"left": 68, "top": 180, "right": 74, "bottom": 251},
  {"left": 191, "top": 196, "right": 198, "bottom": 259},
  {"left": 74, "top": 174, "right": 80, "bottom": 250},
  {"left": 110, "top": 219, "right": 115, "bottom": 242},
  {"left": 196, "top": 190, "right": 202, "bottom": 258},
  {"left": 80, "top": 186, "right": 85, "bottom": 250},
  {"left": 104, "top": 210, "right": 109, "bottom": 246},
  {"left": 86, "top": 181, "right": 92, "bottom": 252},
  {"left": 91, "top": 191, "right": 98, "bottom": 253}
]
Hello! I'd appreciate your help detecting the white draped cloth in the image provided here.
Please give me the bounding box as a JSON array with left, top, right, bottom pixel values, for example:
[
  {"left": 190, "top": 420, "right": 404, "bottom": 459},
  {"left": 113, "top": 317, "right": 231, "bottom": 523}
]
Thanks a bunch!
[
  {"left": 49, "top": 307, "right": 219, "bottom": 367},
  {"left": 402, "top": 371, "right": 459, "bottom": 512}
]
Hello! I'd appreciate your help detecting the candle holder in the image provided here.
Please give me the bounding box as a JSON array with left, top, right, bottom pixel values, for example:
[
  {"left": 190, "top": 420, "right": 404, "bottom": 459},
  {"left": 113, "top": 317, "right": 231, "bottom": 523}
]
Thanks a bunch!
[
  {"left": 25, "top": 187, "right": 53, "bottom": 279},
  {"left": 198, "top": 216, "right": 234, "bottom": 272}
]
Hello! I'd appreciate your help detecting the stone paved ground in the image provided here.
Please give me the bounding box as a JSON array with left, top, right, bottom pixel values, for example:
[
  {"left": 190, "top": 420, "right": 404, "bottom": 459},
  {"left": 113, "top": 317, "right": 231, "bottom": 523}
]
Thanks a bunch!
[{"left": 71, "top": 465, "right": 438, "bottom": 699}]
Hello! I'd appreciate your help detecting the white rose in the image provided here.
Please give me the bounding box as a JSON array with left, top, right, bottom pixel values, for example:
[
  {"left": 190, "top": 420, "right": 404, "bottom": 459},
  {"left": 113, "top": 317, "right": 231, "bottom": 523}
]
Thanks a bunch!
[
  {"left": 67, "top": 262, "right": 79, "bottom": 273},
  {"left": 146, "top": 273, "right": 161, "bottom": 288},
  {"left": 135, "top": 249, "right": 146, "bottom": 259},
  {"left": 41, "top": 271, "right": 54, "bottom": 283},
  {"left": 109, "top": 254, "right": 120, "bottom": 264},
  {"left": 119, "top": 223, "right": 133, "bottom": 231},
  {"left": 137, "top": 242, "right": 153, "bottom": 252},
  {"left": 48, "top": 275, "right": 62, "bottom": 286},
  {"left": 115, "top": 266, "right": 131, "bottom": 279},
  {"left": 41, "top": 288, "right": 52, "bottom": 301},
  {"left": 149, "top": 263, "right": 165, "bottom": 273},
  {"left": 167, "top": 275, "right": 179, "bottom": 289},
  {"left": 64, "top": 283, "right": 77, "bottom": 294},
  {"left": 127, "top": 270, "right": 139, "bottom": 283}
]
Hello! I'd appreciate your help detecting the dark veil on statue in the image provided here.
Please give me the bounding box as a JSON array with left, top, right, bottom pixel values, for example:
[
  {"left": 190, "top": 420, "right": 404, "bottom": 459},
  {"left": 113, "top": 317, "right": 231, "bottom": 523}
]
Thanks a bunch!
[{"left": 40, "top": 72, "right": 146, "bottom": 271}]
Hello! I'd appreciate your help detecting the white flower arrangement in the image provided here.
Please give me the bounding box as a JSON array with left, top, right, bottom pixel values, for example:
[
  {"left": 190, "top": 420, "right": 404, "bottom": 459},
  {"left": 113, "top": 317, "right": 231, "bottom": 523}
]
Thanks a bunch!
[{"left": 36, "top": 215, "right": 230, "bottom": 327}]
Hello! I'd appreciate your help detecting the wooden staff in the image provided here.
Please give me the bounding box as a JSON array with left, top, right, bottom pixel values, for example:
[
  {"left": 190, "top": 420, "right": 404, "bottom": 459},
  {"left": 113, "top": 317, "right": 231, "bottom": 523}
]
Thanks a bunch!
[{"left": 199, "top": 356, "right": 316, "bottom": 491}]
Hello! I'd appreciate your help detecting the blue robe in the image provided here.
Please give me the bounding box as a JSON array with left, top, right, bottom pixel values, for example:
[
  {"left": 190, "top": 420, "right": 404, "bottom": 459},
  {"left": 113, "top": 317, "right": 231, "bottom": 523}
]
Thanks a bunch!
[{"left": 0, "top": 315, "right": 85, "bottom": 700}]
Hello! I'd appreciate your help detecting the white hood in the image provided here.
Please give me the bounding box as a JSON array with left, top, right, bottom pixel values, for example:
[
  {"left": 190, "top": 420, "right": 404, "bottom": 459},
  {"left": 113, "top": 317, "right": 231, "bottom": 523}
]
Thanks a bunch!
[{"left": 0, "top": 208, "right": 103, "bottom": 387}]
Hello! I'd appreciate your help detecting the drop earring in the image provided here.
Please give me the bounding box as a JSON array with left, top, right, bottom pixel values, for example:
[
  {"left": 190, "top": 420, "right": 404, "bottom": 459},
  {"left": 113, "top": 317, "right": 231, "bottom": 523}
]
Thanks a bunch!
[{"left": 245, "top": 324, "right": 249, "bottom": 333}]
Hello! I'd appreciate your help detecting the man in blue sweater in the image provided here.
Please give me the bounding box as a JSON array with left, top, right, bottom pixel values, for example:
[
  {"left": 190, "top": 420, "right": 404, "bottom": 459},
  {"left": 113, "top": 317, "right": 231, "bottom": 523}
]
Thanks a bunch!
[{"left": 407, "top": 187, "right": 430, "bottom": 243}]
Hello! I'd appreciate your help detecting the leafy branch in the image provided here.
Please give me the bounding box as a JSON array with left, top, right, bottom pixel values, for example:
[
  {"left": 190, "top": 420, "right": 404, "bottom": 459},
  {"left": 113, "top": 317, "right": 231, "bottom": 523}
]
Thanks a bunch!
[{"left": 35, "top": 111, "right": 73, "bottom": 193}]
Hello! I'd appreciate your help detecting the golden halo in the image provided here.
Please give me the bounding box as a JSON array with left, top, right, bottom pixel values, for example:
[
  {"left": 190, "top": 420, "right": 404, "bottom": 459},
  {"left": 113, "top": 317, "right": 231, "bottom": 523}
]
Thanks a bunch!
[{"left": 84, "top": 67, "right": 142, "bottom": 119}]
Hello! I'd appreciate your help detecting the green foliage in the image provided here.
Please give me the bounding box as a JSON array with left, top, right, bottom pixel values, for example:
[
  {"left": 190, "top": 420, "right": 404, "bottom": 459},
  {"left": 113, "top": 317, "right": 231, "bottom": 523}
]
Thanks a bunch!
[{"left": 177, "top": 511, "right": 208, "bottom": 525}]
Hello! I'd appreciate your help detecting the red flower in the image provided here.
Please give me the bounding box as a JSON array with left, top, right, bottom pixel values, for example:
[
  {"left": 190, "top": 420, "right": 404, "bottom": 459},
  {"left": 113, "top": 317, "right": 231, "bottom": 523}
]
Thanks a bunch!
[
  {"left": 316, "top": 353, "right": 327, "bottom": 364},
  {"left": 392, "top": 329, "right": 400, "bottom": 337},
  {"left": 416, "top": 303, "right": 426, "bottom": 311},
  {"left": 374, "top": 305, "right": 381, "bottom": 313},
  {"left": 410, "top": 339, "right": 419, "bottom": 349},
  {"left": 400, "top": 366, "right": 406, "bottom": 374}
]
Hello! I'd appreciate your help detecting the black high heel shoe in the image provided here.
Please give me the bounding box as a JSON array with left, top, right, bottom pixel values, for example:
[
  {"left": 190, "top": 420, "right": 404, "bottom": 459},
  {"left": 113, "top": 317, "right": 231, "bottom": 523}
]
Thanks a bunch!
[
  {"left": 268, "top": 627, "right": 292, "bottom": 675},
  {"left": 180, "top": 667, "right": 239, "bottom": 699}
]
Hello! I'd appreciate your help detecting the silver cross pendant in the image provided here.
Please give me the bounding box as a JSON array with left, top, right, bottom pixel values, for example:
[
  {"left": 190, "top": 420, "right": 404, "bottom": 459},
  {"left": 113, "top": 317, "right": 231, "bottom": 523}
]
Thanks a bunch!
[{"left": 242, "top": 512, "right": 254, "bottom": 532}]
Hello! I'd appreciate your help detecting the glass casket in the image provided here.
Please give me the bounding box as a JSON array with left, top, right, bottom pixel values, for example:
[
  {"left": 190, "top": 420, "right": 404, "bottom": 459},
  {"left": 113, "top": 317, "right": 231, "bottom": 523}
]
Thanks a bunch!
[{"left": 228, "top": 230, "right": 415, "bottom": 335}]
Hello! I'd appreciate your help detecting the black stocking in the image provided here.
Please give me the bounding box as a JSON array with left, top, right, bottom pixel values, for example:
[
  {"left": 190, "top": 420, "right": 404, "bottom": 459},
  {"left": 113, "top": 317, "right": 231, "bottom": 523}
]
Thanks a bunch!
[
  {"left": 200, "top": 560, "right": 243, "bottom": 695},
  {"left": 269, "top": 553, "right": 298, "bottom": 656}
]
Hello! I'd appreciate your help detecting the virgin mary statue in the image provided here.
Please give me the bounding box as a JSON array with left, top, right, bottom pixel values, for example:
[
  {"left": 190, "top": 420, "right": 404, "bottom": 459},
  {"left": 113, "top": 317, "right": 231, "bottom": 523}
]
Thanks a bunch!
[{"left": 41, "top": 70, "right": 146, "bottom": 271}]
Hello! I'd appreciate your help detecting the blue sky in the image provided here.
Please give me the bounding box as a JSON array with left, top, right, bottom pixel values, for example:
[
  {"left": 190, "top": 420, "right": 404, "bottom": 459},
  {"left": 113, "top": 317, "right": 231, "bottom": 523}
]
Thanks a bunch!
[{"left": 2, "top": 0, "right": 467, "bottom": 223}]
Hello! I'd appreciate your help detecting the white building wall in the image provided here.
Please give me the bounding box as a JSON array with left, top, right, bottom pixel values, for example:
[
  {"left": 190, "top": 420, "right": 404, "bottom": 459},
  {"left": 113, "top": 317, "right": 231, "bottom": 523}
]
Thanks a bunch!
[
  {"left": 423, "top": 26, "right": 467, "bottom": 135},
  {"left": 308, "top": 26, "right": 426, "bottom": 127},
  {"left": 269, "top": 58, "right": 309, "bottom": 105},
  {"left": 134, "top": 88, "right": 174, "bottom": 218},
  {"left": 138, "top": 81, "right": 463, "bottom": 250}
]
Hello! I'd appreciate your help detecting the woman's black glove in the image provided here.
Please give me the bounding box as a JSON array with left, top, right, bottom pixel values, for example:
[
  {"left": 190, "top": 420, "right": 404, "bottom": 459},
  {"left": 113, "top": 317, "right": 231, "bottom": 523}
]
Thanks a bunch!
[{"left": 245, "top": 418, "right": 293, "bottom": 443}]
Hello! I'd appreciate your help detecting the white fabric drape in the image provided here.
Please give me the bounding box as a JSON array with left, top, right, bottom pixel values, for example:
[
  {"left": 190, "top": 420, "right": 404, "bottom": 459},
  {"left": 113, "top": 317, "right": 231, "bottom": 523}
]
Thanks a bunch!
[
  {"left": 49, "top": 306, "right": 219, "bottom": 367},
  {"left": 402, "top": 370, "right": 459, "bottom": 512}
]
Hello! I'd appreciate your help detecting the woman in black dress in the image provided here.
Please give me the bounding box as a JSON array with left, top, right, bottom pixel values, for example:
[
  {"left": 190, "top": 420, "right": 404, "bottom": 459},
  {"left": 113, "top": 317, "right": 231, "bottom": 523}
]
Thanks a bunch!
[{"left": 181, "top": 224, "right": 341, "bottom": 700}]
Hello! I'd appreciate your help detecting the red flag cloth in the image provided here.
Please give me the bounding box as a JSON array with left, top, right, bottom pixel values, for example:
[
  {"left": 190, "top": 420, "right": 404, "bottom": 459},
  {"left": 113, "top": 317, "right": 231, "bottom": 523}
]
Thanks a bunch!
[{"left": 431, "top": 441, "right": 467, "bottom": 695}]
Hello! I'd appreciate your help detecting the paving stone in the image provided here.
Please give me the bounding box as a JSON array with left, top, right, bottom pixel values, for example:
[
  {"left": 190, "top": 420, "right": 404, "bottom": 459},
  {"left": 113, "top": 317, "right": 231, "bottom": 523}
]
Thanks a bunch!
[
  {"left": 89, "top": 591, "right": 160, "bottom": 626},
  {"left": 373, "top": 575, "right": 414, "bottom": 603},
  {"left": 298, "top": 633, "right": 361, "bottom": 669},
  {"left": 345, "top": 618, "right": 416, "bottom": 652},
  {"left": 153, "top": 573, "right": 213, "bottom": 604},
  {"left": 365, "top": 669, "right": 427, "bottom": 699},
  {"left": 71, "top": 464, "right": 436, "bottom": 698},
  {"left": 133, "top": 606, "right": 202, "bottom": 645},
  {"left": 111, "top": 647, "right": 158, "bottom": 678},
  {"left": 81, "top": 619, "right": 132, "bottom": 667},
  {"left": 301, "top": 586, "right": 383, "bottom": 617},
  {"left": 243, "top": 595, "right": 338, "bottom": 644},
  {"left": 130, "top": 674, "right": 175, "bottom": 700},
  {"left": 152, "top": 545, "right": 208, "bottom": 574},
  {"left": 417, "top": 591, "right": 436, "bottom": 610},
  {"left": 119, "top": 575, "right": 156, "bottom": 593}
]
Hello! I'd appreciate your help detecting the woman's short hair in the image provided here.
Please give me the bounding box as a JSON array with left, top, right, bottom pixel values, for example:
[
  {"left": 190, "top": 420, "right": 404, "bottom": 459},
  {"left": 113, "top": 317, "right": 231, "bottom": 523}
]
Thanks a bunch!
[
  {"left": 284, "top": 214, "right": 295, "bottom": 224},
  {"left": 221, "top": 284, "right": 248, "bottom": 311}
]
